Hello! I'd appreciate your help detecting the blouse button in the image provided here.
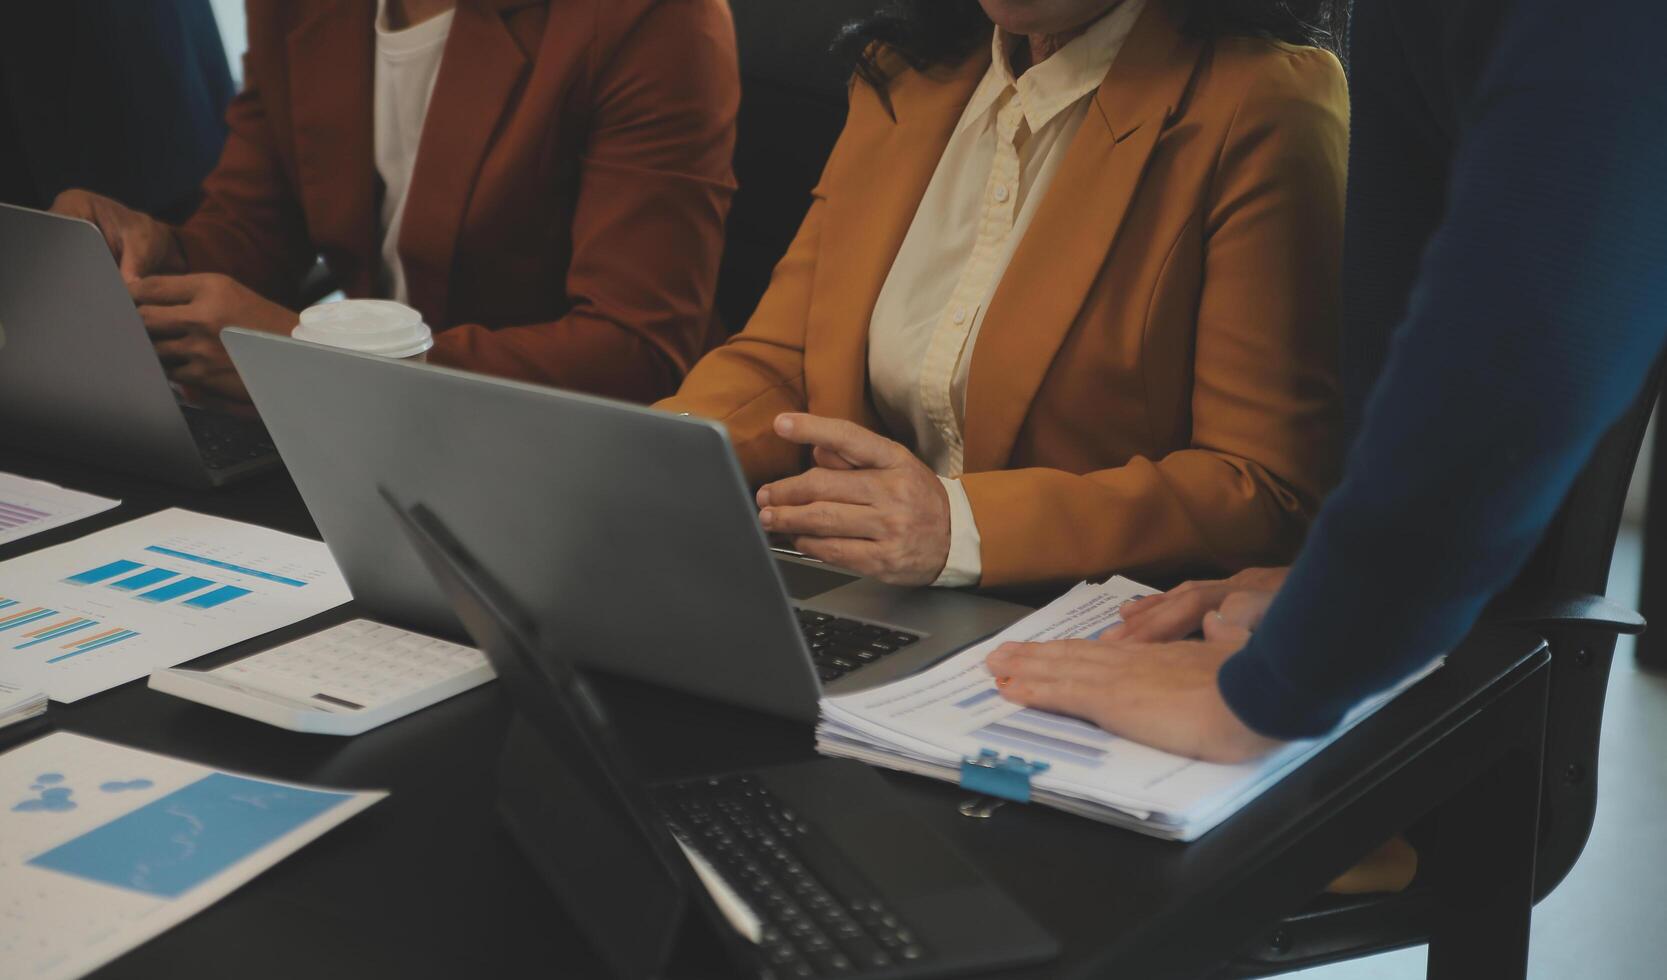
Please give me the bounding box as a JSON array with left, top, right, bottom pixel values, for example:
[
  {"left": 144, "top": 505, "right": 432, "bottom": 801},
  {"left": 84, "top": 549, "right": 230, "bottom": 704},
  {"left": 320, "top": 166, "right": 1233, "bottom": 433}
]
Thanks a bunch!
[
  {"left": 993, "top": 185, "right": 1010, "bottom": 203},
  {"left": 952, "top": 307, "right": 968, "bottom": 325}
]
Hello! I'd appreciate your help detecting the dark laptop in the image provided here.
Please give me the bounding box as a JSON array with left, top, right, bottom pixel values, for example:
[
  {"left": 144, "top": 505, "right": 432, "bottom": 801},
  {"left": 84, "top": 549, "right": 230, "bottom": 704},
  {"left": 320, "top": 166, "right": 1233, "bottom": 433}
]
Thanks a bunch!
[
  {"left": 0, "top": 203, "right": 277, "bottom": 487},
  {"left": 384, "top": 488, "right": 1058, "bottom": 980}
]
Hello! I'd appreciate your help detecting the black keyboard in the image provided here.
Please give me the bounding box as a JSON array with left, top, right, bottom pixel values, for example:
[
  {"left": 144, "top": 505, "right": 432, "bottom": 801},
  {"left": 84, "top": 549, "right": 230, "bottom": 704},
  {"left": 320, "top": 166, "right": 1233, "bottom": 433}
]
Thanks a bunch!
[
  {"left": 793, "top": 610, "right": 920, "bottom": 683},
  {"left": 183, "top": 409, "right": 277, "bottom": 471},
  {"left": 659, "top": 774, "right": 930, "bottom": 978}
]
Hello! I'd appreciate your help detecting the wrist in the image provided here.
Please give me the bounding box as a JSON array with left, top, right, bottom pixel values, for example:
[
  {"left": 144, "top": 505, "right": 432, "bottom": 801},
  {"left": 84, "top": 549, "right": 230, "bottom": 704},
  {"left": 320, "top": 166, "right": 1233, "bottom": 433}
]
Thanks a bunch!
[{"left": 1206, "top": 666, "right": 1285, "bottom": 762}]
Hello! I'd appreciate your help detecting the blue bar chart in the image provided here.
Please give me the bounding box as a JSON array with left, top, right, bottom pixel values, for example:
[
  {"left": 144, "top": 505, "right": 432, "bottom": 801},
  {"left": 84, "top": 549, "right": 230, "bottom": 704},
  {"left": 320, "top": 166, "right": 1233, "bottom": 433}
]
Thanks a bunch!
[
  {"left": 62, "top": 543, "right": 313, "bottom": 611},
  {"left": 109, "top": 568, "right": 179, "bottom": 592},
  {"left": 1, "top": 509, "right": 351, "bottom": 702},
  {"left": 1, "top": 596, "right": 140, "bottom": 661},
  {"left": 66, "top": 560, "right": 144, "bottom": 585},
  {"left": 143, "top": 545, "right": 309, "bottom": 587},
  {"left": 184, "top": 586, "right": 252, "bottom": 610},
  {"left": 14, "top": 617, "right": 97, "bottom": 648},
  {"left": 47, "top": 628, "right": 142, "bottom": 663},
  {"left": 972, "top": 709, "right": 1114, "bottom": 770},
  {"left": 67, "top": 561, "right": 247, "bottom": 609},
  {"left": 136, "top": 577, "right": 216, "bottom": 604}
]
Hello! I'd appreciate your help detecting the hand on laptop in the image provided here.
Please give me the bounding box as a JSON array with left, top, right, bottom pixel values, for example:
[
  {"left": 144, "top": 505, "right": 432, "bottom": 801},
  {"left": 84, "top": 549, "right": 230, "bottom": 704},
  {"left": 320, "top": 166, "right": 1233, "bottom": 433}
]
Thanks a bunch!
[
  {"left": 130, "top": 273, "right": 299, "bottom": 402},
  {"left": 1099, "top": 566, "right": 1290, "bottom": 642},
  {"left": 50, "top": 189, "right": 185, "bottom": 281},
  {"left": 756, "top": 413, "right": 951, "bottom": 586},
  {"left": 985, "top": 614, "right": 1283, "bottom": 764}
]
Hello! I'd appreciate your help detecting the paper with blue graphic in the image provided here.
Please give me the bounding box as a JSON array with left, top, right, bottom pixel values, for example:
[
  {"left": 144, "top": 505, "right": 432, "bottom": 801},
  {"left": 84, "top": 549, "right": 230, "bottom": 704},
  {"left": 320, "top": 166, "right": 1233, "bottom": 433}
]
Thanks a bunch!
[
  {"left": 29, "top": 773, "right": 352, "bottom": 898},
  {"left": 1, "top": 732, "right": 382, "bottom": 979},
  {"left": 0, "top": 508, "right": 351, "bottom": 702}
]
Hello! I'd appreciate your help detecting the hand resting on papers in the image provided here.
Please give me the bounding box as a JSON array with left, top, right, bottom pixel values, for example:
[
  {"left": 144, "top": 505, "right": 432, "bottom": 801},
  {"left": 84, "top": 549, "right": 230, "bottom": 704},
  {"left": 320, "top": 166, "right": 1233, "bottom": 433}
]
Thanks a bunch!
[
  {"left": 986, "top": 614, "right": 1282, "bottom": 765},
  {"left": 1104, "top": 566, "right": 1289, "bottom": 642},
  {"left": 986, "top": 566, "right": 1295, "bottom": 764},
  {"left": 756, "top": 413, "right": 952, "bottom": 586}
]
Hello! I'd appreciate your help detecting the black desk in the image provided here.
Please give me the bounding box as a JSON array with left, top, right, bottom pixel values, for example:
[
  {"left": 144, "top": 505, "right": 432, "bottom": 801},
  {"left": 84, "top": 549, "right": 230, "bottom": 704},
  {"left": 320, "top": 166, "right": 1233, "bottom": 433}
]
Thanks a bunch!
[{"left": 1, "top": 450, "right": 1552, "bottom": 979}]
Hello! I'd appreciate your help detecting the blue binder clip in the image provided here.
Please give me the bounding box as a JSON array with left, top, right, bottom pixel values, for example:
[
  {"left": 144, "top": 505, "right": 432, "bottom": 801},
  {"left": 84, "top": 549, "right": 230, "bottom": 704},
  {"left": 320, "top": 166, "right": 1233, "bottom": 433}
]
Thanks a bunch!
[{"left": 958, "top": 749, "right": 1050, "bottom": 803}]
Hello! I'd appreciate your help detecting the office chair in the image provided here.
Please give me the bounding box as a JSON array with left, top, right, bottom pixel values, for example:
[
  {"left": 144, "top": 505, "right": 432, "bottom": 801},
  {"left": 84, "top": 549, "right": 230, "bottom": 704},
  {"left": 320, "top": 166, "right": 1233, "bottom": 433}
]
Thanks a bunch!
[
  {"left": 715, "top": 0, "right": 874, "bottom": 333},
  {"left": 1632, "top": 405, "right": 1667, "bottom": 670},
  {"left": 1223, "top": 356, "right": 1665, "bottom": 976}
]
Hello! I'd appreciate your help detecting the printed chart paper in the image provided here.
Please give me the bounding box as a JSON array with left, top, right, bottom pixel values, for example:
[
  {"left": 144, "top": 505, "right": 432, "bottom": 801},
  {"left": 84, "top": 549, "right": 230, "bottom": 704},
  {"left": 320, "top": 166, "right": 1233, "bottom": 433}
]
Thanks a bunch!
[
  {"left": 0, "top": 473, "right": 118, "bottom": 547},
  {"left": 0, "top": 508, "right": 352, "bottom": 702},
  {"left": 0, "top": 732, "right": 383, "bottom": 980}
]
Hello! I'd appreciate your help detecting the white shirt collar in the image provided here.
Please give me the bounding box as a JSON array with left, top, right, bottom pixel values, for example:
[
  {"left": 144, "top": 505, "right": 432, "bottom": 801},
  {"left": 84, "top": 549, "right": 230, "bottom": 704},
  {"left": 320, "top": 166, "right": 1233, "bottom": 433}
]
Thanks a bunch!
[{"left": 957, "top": 0, "right": 1147, "bottom": 135}]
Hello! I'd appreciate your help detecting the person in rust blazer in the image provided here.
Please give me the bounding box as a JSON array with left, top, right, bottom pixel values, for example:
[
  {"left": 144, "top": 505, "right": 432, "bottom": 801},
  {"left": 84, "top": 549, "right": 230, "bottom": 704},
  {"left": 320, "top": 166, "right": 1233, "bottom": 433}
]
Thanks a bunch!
[
  {"left": 52, "top": 0, "right": 738, "bottom": 403},
  {"left": 660, "top": 0, "right": 1346, "bottom": 591}
]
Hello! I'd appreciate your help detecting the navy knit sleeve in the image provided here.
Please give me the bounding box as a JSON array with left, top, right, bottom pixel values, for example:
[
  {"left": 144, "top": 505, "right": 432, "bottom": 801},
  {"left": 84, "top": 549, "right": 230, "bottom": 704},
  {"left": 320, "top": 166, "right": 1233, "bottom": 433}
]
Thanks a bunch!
[{"left": 1217, "top": 0, "right": 1667, "bottom": 739}]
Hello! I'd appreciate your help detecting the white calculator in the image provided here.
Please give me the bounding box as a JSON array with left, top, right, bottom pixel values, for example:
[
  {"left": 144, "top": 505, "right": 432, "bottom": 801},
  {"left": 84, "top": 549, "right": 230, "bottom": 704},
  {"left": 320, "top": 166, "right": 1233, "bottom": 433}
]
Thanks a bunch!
[{"left": 148, "top": 619, "right": 495, "bottom": 735}]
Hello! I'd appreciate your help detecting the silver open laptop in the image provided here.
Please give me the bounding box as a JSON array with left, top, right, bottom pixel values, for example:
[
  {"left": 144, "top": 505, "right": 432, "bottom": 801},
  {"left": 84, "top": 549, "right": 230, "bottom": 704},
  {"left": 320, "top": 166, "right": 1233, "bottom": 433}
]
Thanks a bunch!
[
  {"left": 223, "top": 328, "right": 1028, "bottom": 723},
  {"left": 0, "top": 203, "right": 278, "bottom": 487}
]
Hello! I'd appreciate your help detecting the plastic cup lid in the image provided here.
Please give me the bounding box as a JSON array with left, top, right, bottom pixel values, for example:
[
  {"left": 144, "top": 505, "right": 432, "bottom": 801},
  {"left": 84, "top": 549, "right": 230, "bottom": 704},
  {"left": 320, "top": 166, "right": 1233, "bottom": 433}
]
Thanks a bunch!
[{"left": 292, "top": 300, "right": 434, "bottom": 358}]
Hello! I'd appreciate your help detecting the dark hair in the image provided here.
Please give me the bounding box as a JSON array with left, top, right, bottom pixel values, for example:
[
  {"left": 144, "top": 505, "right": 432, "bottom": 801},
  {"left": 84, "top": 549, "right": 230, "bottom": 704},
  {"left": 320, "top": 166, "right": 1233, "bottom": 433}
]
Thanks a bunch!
[{"left": 833, "top": 0, "right": 1350, "bottom": 92}]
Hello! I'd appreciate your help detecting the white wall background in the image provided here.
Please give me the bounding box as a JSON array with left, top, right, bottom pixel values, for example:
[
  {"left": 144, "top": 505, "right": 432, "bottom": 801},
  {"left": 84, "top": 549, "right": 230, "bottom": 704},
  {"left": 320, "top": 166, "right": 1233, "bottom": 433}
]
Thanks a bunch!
[{"left": 206, "top": 0, "right": 248, "bottom": 84}]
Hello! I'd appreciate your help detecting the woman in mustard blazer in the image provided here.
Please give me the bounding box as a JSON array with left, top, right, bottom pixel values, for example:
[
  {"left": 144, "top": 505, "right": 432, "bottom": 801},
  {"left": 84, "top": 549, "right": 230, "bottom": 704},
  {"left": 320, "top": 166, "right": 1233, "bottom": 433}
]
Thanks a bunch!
[{"left": 661, "top": 0, "right": 1349, "bottom": 590}]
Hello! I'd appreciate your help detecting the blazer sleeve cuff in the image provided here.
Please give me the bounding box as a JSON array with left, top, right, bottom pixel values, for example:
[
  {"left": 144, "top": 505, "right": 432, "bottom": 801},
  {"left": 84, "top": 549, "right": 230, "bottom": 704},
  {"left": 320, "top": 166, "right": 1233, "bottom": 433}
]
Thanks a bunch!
[{"left": 932, "top": 477, "right": 983, "bottom": 588}]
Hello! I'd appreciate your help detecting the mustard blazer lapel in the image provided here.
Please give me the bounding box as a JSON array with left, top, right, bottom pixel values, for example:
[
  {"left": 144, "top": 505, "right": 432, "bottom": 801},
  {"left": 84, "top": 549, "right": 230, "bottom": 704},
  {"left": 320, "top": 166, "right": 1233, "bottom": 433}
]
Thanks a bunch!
[
  {"left": 962, "top": 0, "right": 1204, "bottom": 474},
  {"left": 287, "top": 0, "right": 378, "bottom": 291},
  {"left": 399, "top": 0, "right": 532, "bottom": 323},
  {"left": 804, "top": 54, "right": 988, "bottom": 429}
]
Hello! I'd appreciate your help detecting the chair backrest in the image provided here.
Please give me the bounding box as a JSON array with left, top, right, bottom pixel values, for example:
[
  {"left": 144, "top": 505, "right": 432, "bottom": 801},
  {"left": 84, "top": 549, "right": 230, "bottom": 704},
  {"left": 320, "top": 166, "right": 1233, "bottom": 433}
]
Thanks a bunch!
[
  {"left": 1498, "top": 355, "right": 1666, "bottom": 901},
  {"left": 717, "top": 1, "right": 874, "bottom": 333}
]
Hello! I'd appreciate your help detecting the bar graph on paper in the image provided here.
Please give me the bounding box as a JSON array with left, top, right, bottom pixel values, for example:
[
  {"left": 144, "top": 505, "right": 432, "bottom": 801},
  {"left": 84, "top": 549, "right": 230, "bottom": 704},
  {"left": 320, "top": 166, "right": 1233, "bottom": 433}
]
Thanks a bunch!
[
  {"left": 0, "top": 597, "right": 138, "bottom": 661},
  {"left": 63, "top": 550, "right": 270, "bottom": 608},
  {"left": 0, "top": 509, "right": 350, "bottom": 702}
]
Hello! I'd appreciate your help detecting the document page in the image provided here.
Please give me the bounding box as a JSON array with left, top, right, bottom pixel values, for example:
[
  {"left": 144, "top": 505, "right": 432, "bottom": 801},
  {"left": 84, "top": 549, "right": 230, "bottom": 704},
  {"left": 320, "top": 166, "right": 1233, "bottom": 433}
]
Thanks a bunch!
[
  {"left": 0, "top": 509, "right": 352, "bottom": 702},
  {"left": 0, "top": 732, "right": 383, "bottom": 980},
  {"left": 0, "top": 473, "right": 118, "bottom": 547}
]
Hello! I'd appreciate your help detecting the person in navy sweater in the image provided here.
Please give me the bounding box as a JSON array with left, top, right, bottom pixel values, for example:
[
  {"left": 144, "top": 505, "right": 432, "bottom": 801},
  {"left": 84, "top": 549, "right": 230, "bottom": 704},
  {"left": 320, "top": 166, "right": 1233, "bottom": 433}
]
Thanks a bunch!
[
  {"left": 0, "top": 1, "right": 233, "bottom": 223},
  {"left": 985, "top": 0, "right": 1667, "bottom": 762}
]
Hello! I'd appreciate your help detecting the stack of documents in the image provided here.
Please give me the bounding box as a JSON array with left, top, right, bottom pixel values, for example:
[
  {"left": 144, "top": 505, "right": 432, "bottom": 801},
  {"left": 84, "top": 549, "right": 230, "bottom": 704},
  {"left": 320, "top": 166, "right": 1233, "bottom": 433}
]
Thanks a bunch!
[
  {"left": 818, "top": 578, "right": 1436, "bottom": 842},
  {"left": 0, "top": 677, "right": 47, "bottom": 730}
]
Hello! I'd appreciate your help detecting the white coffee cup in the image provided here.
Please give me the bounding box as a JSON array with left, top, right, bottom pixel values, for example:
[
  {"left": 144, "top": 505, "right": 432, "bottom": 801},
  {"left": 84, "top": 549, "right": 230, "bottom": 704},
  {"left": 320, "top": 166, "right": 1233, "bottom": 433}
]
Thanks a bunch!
[{"left": 292, "top": 299, "right": 433, "bottom": 361}]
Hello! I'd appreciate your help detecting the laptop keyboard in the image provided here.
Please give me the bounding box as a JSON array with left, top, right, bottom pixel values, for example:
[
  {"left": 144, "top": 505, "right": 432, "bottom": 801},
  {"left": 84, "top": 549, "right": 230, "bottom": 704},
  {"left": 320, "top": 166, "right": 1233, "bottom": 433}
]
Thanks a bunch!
[
  {"left": 183, "top": 409, "right": 277, "bottom": 470},
  {"left": 793, "top": 610, "right": 919, "bottom": 683},
  {"left": 660, "top": 773, "right": 929, "bottom": 978}
]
